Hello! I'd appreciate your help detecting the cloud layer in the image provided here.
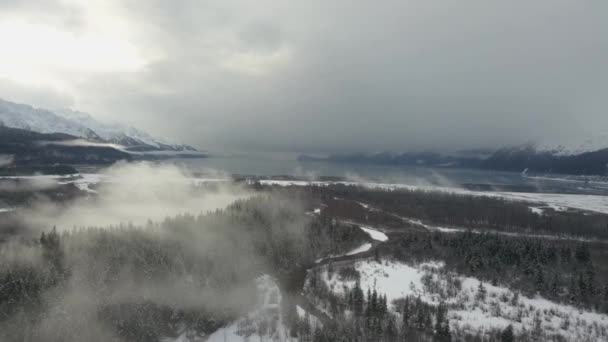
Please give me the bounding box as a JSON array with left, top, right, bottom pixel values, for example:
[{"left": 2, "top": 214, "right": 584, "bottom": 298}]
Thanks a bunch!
[
  {"left": 19, "top": 162, "right": 251, "bottom": 229},
  {"left": 1, "top": 0, "right": 607, "bottom": 154}
]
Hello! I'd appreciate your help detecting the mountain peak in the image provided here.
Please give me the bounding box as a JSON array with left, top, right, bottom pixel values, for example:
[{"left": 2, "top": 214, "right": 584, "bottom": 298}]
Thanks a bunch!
[
  {"left": 0, "top": 98, "right": 196, "bottom": 152},
  {"left": 535, "top": 134, "right": 608, "bottom": 156}
]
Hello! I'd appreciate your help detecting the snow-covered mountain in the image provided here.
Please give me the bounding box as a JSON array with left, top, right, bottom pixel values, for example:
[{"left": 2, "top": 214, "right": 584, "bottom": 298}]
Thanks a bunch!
[
  {"left": 0, "top": 98, "right": 103, "bottom": 141},
  {"left": 0, "top": 98, "right": 196, "bottom": 152},
  {"left": 535, "top": 135, "right": 608, "bottom": 156},
  {"left": 482, "top": 140, "right": 608, "bottom": 175},
  {"left": 56, "top": 109, "right": 196, "bottom": 152}
]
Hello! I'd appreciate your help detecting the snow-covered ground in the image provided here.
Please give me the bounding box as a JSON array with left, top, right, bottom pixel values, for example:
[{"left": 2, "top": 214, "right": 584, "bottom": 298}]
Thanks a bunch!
[
  {"left": 316, "top": 226, "right": 386, "bottom": 261},
  {"left": 166, "top": 275, "right": 298, "bottom": 342},
  {"left": 485, "top": 191, "right": 606, "bottom": 214},
  {"left": 313, "top": 260, "right": 608, "bottom": 341},
  {"left": 297, "top": 305, "right": 322, "bottom": 329},
  {"left": 319, "top": 260, "right": 444, "bottom": 307},
  {"left": 340, "top": 198, "right": 607, "bottom": 242},
  {"left": 345, "top": 243, "right": 372, "bottom": 256},
  {"left": 525, "top": 174, "right": 608, "bottom": 185},
  {"left": 359, "top": 226, "right": 389, "bottom": 242},
  {"left": 449, "top": 278, "right": 608, "bottom": 340},
  {"left": 68, "top": 173, "right": 106, "bottom": 193},
  {"left": 259, "top": 179, "right": 608, "bottom": 215},
  {"left": 316, "top": 241, "right": 374, "bottom": 263},
  {"left": 6, "top": 175, "right": 608, "bottom": 215},
  {"left": 404, "top": 216, "right": 607, "bottom": 243},
  {"left": 529, "top": 206, "right": 544, "bottom": 215}
]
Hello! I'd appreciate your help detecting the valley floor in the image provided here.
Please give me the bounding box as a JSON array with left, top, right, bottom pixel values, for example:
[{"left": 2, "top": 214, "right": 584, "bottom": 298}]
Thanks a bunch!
[{"left": 2, "top": 171, "right": 608, "bottom": 341}]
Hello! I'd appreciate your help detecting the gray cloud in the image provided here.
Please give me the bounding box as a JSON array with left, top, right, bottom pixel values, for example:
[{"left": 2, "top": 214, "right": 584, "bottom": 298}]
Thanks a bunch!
[
  {"left": 0, "top": 78, "right": 75, "bottom": 109},
  {"left": 20, "top": 162, "right": 251, "bottom": 229},
  {"left": 3, "top": 0, "right": 608, "bottom": 154},
  {"left": 0, "top": 0, "right": 83, "bottom": 28}
]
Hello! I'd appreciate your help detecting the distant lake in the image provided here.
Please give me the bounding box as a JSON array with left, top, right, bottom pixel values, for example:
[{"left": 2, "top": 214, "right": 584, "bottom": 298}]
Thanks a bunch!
[{"left": 159, "top": 156, "right": 608, "bottom": 196}]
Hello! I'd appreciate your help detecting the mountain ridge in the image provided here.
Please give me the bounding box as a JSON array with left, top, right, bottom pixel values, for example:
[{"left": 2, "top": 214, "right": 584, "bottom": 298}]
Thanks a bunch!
[
  {"left": 0, "top": 98, "right": 197, "bottom": 152},
  {"left": 0, "top": 124, "right": 132, "bottom": 168},
  {"left": 298, "top": 141, "right": 608, "bottom": 176}
]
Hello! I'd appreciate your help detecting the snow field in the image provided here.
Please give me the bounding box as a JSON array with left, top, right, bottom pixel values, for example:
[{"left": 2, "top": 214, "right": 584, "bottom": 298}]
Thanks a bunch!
[
  {"left": 259, "top": 179, "right": 608, "bottom": 215},
  {"left": 313, "top": 259, "right": 608, "bottom": 341},
  {"left": 359, "top": 226, "right": 389, "bottom": 242}
]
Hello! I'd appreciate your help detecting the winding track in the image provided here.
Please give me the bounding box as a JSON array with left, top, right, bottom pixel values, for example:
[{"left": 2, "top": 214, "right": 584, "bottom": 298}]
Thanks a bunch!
[
  {"left": 290, "top": 222, "right": 399, "bottom": 326},
  {"left": 288, "top": 195, "right": 608, "bottom": 330}
]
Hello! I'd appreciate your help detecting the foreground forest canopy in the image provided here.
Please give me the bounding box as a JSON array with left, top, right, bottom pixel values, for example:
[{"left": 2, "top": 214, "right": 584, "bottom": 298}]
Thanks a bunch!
[
  {"left": 0, "top": 193, "right": 368, "bottom": 341},
  {"left": 0, "top": 174, "right": 607, "bottom": 342}
]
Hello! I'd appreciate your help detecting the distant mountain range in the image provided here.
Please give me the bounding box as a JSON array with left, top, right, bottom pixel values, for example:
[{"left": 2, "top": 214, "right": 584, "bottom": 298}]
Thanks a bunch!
[
  {"left": 1, "top": 98, "right": 605, "bottom": 176},
  {"left": 299, "top": 141, "right": 608, "bottom": 176},
  {"left": 0, "top": 125, "right": 131, "bottom": 173},
  {"left": 534, "top": 135, "right": 608, "bottom": 157},
  {"left": 0, "top": 98, "right": 197, "bottom": 152},
  {"left": 482, "top": 143, "right": 608, "bottom": 175},
  {"left": 298, "top": 151, "right": 486, "bottom": 168},
  {"left": 0, "top": 98, "right": 205, "bottom": 171}
]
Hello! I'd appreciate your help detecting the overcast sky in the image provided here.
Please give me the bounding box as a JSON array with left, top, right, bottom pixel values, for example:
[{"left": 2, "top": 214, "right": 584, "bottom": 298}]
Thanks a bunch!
[{"left": 0, "top": 0, "right": 606, "bottom": 155}]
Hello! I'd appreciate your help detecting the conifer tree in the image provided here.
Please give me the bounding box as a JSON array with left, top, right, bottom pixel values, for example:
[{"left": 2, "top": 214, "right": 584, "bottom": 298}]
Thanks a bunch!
[
  {"left": 500, "top": 324, "right": 514, "bottom": 342},
  {"left": 402, "top": 297, "right": 411, "bottom": 327},
  {"left": 353, "top": 280, "right": 365, "bottom": 317},
  {"left": 476, "top": 281, "right": 487, "bottom": 301},
  {"left": 434, "top": 302, "right": 451, "bottom": 342}
]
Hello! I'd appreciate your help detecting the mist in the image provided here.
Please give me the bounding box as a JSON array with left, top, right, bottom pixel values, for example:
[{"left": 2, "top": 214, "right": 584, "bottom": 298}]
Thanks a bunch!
[
  {"left": 0, "top": 154, "right": 12, "bottom": 167},
  {"left": 0, "top": 163, "right": 322, "bottom": 341},
  {"left": 19, "top": 162, "right": 253, "bottom": 230},
  {"left": 2, "top": 1, "right": 607, "bottom": 341},
  {"left": 38, "top": 139, "right": 127, "bottom": 150}
]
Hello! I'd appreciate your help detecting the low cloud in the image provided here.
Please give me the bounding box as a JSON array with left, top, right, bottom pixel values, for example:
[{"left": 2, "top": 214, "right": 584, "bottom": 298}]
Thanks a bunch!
[
  {"left": 0, "top": 154, "right": 13, "bottom": 167},
  {"left": 0, "top": 162, "right": 312, "bottom": 341},
  {"left": 2, "top": 0, "right": 607, "bottom": 154},
  {"left": 19, "top": 161, "right": 253, "bottom": 229},
  {"left": 38, "top": 139, "right": 126, "bottom": 150}
]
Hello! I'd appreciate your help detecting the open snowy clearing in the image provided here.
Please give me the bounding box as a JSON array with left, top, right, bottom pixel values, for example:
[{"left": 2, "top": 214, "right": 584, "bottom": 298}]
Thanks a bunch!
[
  {"left": 319, "top": 260, "right": 443, "bottom": 306},
  {"left": 313, "top": 259, "right": 608, "bottom": 341}
]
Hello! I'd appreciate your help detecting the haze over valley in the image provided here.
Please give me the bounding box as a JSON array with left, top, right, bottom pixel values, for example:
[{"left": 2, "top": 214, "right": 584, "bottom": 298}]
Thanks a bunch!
[{"left": 1, "top": 1, "right": 607, "bottom": 342}]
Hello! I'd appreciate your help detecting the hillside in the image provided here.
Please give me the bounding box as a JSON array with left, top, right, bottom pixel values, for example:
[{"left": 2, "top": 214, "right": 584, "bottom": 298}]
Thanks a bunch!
[
  {"left": 298, "top": 142, "right": 608, "bottom": 176},
  {"left": 482, "top": 144, "right": 608, "bottom": 175},
  {"left": 0, "top": 125, "right": 131, "bottom": 167},
  {"left": 0, "top": 98, "right": 196, "bottom": 152}
]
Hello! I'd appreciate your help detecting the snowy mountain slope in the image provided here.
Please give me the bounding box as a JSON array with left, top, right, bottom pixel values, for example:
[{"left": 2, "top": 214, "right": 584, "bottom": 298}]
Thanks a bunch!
[
  {"left": 490, "top": 134, "right": 608, "bottom": 159},
  {"left": 58, "top": 109, "right": 196, "bottom": 151},
  {"left": 482, "top": 142, "right": 608, "bottom": 175},
  {"left": 0, "top": 98, "right": 102, "bottom": 141},
  {"left": 536, "top": 134, "right": 608, "bottom": 156},
  {"left": 0, "top": 98, "right": 196, "bottom": 152}
]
